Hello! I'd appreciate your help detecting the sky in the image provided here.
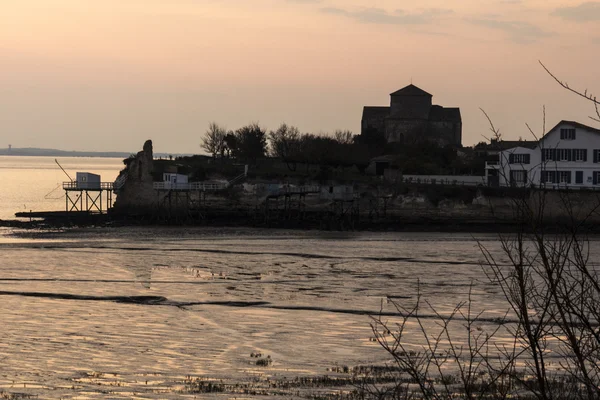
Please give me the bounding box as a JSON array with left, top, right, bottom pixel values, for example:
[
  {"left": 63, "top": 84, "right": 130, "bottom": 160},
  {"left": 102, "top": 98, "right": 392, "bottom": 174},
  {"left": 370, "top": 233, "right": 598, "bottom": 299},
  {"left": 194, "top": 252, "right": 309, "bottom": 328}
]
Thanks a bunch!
[{"left": 0, "top": 0, "right": 599, "bottom": 153}]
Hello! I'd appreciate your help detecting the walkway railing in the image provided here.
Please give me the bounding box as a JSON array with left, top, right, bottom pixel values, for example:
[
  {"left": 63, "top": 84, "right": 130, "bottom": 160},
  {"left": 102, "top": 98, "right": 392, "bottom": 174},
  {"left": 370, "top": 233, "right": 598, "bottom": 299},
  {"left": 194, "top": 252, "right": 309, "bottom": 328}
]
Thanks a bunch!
[
  {"left": 63, "top": 182, "right": 114, "bottom": 190},
  {"left": 153, "top": 182, "right": 227, "bottom": 191},
  {"left": 279, "top": 185, "right": 321, "bottom": 194},
  {"left": 402, "top": 177, "right": 484, "bottom": 187}
]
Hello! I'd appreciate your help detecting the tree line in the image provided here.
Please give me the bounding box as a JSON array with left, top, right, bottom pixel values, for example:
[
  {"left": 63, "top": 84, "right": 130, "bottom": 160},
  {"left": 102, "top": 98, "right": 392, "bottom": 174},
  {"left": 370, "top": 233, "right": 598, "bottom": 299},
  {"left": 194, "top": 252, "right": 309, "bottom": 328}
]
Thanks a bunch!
[
  {"left": 201, "top": 122, "right": 378, "bottom": 170},
  {"left": 201, "top": 121, "right": 484, "bottom": 175}
]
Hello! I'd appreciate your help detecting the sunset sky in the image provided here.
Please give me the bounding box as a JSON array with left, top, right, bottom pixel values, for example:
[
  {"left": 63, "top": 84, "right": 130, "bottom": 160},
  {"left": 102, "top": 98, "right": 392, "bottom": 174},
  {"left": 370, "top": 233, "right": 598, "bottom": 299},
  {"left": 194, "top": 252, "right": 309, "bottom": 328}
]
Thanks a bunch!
[{"left": 1, "top": 0, "right": 599, "bottom": 153}]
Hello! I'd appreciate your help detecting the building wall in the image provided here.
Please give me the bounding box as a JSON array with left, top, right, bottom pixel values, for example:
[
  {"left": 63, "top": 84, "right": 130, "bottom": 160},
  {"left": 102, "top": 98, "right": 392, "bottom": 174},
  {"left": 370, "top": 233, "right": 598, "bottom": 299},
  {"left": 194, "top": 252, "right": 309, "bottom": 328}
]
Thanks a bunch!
[
  {"left": 495, "top": 123, "right": 600, "bottom": 188},
  {"left": 76, "top": 172, "right": 101, "bottom": 189},
  {"left": 429, "top": 121, "right": 462, "bottom": 146},
  {"left": 361, "top": 113, "right": 387, "bottom": 136},
  {"left": 390, "top": 95, "right": 432, "bottom": 119},
  {"left": 382, "top": 119, "right": 461, "bottom": 146},
  {"left": 163, "top": 173, "right": 189, "bottom": 184},
  {"left": 496, "top": 147, "right": 539, "bottom": 187},
  {"left": 384, "top": 119, "right": 428, "bottom": 143}
]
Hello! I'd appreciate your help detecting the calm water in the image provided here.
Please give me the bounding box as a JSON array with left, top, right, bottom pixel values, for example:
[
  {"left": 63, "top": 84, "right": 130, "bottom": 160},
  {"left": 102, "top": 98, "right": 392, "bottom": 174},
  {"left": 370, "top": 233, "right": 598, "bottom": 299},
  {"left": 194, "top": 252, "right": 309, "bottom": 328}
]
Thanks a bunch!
[{"left": 0, "top": 156, "right": 123, "bottom": 220}]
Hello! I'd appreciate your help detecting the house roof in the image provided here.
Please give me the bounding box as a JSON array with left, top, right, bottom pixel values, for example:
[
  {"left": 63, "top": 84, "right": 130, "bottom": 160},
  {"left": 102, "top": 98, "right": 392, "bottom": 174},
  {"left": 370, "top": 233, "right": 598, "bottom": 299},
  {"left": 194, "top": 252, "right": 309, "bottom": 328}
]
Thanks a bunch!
[
  {"left": 475, "top": 139, "right": 538, "bottom": 151},
  {"left": 390, "top": 84, "right": 432, "bottom": 97},
  {"left": 429, "top": 105, "right": 462, "bottom": 122},
  {"left": 362, "top": 106, "right": 390, "bottom": 120},
  {"left": 544, "top": 120, "right": 600, "bottom": 137},
  {"left": 496, "top": 140, "right": 537, "bottom": 150}
]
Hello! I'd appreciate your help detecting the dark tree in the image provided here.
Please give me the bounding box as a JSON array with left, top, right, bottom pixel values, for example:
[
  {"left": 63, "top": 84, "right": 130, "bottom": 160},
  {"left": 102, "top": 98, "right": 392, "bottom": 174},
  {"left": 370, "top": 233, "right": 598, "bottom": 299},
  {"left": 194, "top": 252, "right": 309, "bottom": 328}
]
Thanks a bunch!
[
  {"left": 333, "top": 129, "right": 355, "bottom": 145},
  {"left": 355, "top": 127, "right": 387, "bottom": 158},
  {"left": 269, "top": 123, "right": 302, "bottom": 171},
  {"left": 293, "top": 133, "right": 370, "bottom": 171},
  {"left": 233, "top": 123, "right": 268, "bottom": 163}
]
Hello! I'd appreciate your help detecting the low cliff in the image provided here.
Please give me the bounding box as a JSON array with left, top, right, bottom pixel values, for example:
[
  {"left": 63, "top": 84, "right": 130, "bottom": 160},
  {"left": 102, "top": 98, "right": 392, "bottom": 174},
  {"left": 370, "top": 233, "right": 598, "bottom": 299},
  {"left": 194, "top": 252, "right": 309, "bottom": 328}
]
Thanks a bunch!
[{"left": 112, "top": 140, "right": 156, "bottom": 211}]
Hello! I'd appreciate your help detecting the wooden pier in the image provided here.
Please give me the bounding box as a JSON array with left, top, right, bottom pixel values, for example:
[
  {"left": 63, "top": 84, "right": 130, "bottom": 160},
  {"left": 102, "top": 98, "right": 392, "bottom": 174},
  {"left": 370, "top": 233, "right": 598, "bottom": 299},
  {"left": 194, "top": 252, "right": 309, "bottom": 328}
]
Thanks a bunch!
[{"left": 63, "top": 181, "right": 114, "bottom": 213}]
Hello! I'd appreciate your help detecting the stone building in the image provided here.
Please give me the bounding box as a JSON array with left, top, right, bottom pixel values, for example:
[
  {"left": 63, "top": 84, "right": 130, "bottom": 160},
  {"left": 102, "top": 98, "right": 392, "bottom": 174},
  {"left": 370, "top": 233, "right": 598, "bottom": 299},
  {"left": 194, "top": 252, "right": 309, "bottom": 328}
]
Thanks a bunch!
[{"left": 361, "top": 84, "right": 462, "bottom": 146}]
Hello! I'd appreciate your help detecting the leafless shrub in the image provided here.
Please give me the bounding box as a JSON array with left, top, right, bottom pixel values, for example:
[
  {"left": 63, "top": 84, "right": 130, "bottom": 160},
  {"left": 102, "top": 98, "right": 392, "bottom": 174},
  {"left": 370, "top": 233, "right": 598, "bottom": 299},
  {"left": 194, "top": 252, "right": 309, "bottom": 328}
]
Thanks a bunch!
[{"left": 369, "top": 284, "right": 516, "bottom": 400}]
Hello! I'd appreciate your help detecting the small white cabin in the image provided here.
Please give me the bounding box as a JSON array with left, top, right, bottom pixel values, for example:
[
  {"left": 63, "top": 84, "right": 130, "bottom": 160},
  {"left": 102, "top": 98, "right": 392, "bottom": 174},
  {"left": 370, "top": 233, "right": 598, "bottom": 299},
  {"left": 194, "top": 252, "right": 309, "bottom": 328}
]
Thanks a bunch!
[
  {"left": 162, "top": 173, "right": 188, "bottom": 184},
  {"left": 76, "top": 172, "right": 101, "bottom": 189}
]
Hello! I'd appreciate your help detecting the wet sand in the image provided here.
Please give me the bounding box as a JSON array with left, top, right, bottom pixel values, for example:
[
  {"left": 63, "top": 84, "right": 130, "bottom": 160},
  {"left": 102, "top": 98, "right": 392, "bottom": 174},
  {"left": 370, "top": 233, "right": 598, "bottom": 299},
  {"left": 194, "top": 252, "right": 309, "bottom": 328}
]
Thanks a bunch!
[{"left": 0, "top": 227, "right": 592, "bottom": 398}]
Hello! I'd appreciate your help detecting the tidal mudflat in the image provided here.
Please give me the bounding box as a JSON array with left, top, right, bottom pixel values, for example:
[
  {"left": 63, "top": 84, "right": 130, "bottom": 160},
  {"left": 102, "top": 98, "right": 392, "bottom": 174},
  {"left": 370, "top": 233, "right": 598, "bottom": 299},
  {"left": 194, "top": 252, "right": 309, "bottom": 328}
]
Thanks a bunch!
[{"left": 0, "top": 227, "right": 569, "bottom": 399}]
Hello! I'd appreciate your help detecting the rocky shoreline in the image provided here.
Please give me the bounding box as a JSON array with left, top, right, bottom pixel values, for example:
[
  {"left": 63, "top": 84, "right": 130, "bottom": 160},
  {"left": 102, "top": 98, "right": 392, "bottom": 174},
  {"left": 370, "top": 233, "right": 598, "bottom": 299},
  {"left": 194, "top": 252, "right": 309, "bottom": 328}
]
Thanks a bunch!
[{"left": 0, "top": 210, "right": 587, "bottom": 234}]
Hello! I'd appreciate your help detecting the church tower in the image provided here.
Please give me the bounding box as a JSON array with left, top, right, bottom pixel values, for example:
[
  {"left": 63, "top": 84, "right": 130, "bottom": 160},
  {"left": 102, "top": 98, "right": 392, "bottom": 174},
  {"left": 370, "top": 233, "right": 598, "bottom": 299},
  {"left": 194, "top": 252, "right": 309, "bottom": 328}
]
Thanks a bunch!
[{"left": 389, "top": 84, "right": 432, "bottom": 120}]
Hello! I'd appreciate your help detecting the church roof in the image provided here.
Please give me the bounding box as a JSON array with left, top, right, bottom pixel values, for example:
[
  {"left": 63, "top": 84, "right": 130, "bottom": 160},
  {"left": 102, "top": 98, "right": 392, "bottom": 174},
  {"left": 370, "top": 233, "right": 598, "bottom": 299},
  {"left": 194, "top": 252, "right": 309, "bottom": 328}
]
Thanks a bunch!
[
  {"left": 390, "top": 84, "right": 432, "bottom": 97},
  {"left": 429, "top": 105, "right": 461, "bottom": 122},
  {"left": 361, "top": 106, "right": 390, "bottom": 120}
]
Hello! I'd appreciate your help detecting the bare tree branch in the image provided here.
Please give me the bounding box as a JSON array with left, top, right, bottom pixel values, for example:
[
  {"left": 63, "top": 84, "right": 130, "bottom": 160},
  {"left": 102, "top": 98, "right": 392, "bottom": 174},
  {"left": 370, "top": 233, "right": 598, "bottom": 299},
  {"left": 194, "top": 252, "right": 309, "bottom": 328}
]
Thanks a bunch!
[
  {"left": 480, "top": 108, "right": 502, "bottom": 142},
  {"left": 539, "top": 61, "right": 600, "bottom": 123}
]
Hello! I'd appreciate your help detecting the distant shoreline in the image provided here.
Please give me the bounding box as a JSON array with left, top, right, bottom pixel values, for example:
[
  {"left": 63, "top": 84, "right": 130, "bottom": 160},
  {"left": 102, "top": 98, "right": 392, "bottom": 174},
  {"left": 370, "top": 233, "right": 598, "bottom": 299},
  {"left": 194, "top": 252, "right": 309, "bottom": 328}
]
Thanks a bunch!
[{"left": 0, "top": 149, "right": 186, "bottom": 158}]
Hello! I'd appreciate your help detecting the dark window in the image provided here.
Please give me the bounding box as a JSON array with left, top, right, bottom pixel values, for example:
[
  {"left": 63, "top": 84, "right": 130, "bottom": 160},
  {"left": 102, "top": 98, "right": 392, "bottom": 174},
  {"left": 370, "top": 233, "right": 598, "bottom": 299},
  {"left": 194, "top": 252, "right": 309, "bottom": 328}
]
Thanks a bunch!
[
  {"left": 542, "top": 170, "right": 557, "bottom": 184},
  {"left": 543, "top": 148, "right": 550, "bottom": 161},
  {"left": 510, "top": 170, "right": 527, "bottom": 185},
  {"left": 509, "top": 153, "right": 530, "bottom": 164},
  {"left": 576, "top": 171, "right": 584, "bottom": 184},
  {"left": 574, "top": 149, "right": 587, "bottom": 162},
  {"left": 594, "top": 150, "right": 600, "bottom": 163},
  {"left": 558, "top": 149, "right": 569, "bottom": 161},
  {"left": 560, "top": 128, "right": 576, "bottom": 140},
  {"left": 559, "top": 171, "right": 571, "bottom": 184},
  {"left": 543, "top": 148, "right": 556, "bottom": 161},
  {"left": 594, "top": 172, "right": 600, "bottom": 185}
]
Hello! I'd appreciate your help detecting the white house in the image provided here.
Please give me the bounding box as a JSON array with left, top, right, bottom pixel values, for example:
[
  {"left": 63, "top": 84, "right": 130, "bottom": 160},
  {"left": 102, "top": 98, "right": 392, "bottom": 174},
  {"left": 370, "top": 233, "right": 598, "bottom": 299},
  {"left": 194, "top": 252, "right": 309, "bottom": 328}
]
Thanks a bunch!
[{"left": 486, "top": 120, "right": 600, "bottom": 188}]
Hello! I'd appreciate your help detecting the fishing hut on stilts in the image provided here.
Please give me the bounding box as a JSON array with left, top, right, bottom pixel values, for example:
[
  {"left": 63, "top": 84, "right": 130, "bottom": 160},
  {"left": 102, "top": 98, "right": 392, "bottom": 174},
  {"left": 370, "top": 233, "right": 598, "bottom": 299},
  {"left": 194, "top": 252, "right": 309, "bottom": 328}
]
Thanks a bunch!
[{"left": 58, "top": 161, "right": 114, "bottom": 214}]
